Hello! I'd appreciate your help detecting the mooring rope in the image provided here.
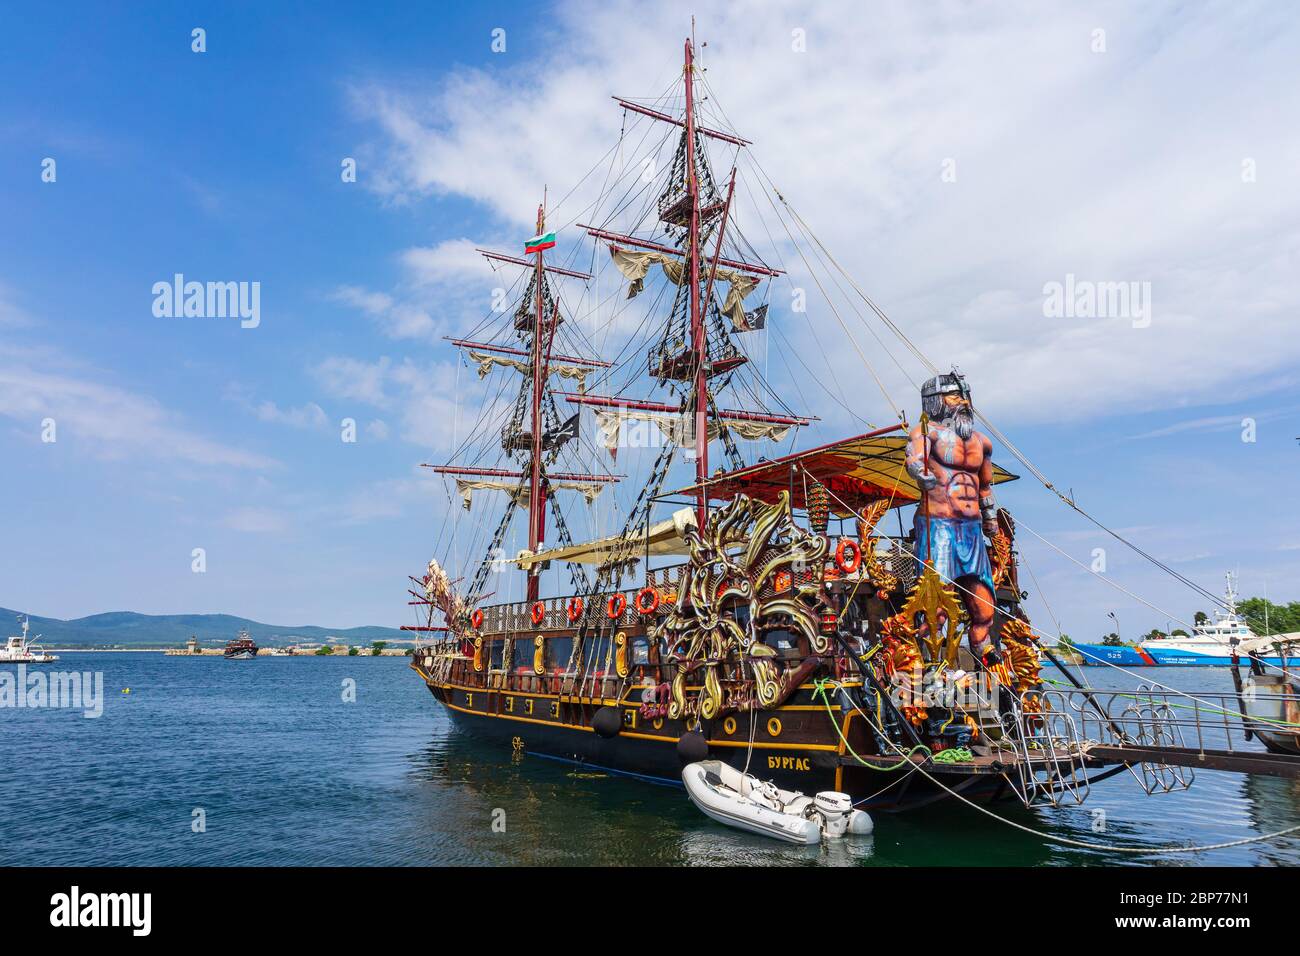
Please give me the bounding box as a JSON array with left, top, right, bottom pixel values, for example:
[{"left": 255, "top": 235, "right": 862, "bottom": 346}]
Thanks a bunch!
[{"left": 814, "top": 679, "right": 1300, "bottom": 855}]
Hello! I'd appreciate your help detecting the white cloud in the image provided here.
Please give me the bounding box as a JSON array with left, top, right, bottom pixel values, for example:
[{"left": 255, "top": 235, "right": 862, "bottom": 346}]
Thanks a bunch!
[
  {"left": 328, "top": 238, "right": 503, "bottom": 346},
  {"left": 331, "top": 285, "right": 393, "bottom": 316},
  {"left": 345, "top": 0, "right": 1300, "bottom": 428},
  {"left": 401, "top": 238, "right": 496, "bottom": 287},
  {"left": 312, "top": 355, "right": 486, "bottom": 451},
  {"left": 1127, "top": 409, "right": 1294, "bottom": 441},
  {"left": 311, "top": 356, "right": 393, "bottom": 406},
  {"left": 0, "top": 347, "right": 275, "bottom": 470},
  {"left": 253, "top": 400, "right": 329, "bottom": 430},
  {"left": 330, "top": 284, "right": 437, "bottom": 340}
]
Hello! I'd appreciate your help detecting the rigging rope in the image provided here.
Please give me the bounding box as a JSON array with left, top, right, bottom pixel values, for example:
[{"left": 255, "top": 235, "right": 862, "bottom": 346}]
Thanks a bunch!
[{"left": 815, "top": 679, "right": 1300, "bottom": 855}]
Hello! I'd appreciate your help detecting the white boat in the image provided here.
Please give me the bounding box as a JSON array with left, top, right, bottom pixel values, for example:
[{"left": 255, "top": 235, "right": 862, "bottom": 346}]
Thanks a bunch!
[
  {"left": 1139, "top": 573, "right": 1286, "bottom": 666},
  {"left": 0, "top": 616, "right": 59, "bottom": 664},
  {"left": 682, "top": 760, "right": 872, "bottom": 845}
]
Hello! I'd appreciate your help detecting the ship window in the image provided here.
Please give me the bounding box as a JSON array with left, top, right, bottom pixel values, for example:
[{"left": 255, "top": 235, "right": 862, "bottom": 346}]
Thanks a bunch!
[
  {"left": 547, "top": 637, "right": 574, "bottom": 672},
  {"left": 631, "top": 636, "right": 650, "bottom": 665},
  {"left": 489, "top": 639, "right": 505, "bottom": 670},
  {"left": 512, "top": 640, "right": 533, "bottom": 672},
  {"left": 762, "top": 629, "right": 802, "bottom": 659}
]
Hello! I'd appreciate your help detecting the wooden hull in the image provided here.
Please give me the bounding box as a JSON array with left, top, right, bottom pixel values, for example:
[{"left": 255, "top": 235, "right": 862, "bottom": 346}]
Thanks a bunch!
[{"left": 415, "top": 664, "right": 1018, "bottom": 812}]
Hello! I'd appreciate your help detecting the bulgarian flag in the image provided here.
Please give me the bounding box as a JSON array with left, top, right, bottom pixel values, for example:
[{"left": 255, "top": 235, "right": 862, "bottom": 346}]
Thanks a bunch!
[{"left": 524, "top": 231, "right": 556, "bottom": 254}]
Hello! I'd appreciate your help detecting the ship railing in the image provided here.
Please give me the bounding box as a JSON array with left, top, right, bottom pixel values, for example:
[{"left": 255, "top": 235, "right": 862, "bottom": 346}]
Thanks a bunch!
[
  {"left": 470, "top": 562, "right": 698, "bottom": 634},
  {"left": 999, "top": 690, "right": 1090, "bottom": 807},
  {"left": 472, "top": 536, "right": 923, "bottom": 636},
  {"left": 1045, "top": 685, "right": 1288, "bottom": 752},
  {"left": 1034, "top": 685, "right": 1300, "bottom": 794}
]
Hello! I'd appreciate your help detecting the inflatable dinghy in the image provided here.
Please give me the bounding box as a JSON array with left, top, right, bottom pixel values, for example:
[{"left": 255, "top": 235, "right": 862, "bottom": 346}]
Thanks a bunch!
[{"left": 682, "top": 760, "right": 873, "bottom": 845}]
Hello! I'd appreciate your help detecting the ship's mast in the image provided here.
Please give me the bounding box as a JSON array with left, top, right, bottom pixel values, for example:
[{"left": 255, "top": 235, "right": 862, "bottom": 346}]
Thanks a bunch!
[
  {"left": 425, "top": 207, "right": 619, "bottom": 606},
  {"left": 684, "top": 37, "right": 709, "bottom": 530},
  {"left": 527, "top": 200, "right": 551, "bottom": 602}
]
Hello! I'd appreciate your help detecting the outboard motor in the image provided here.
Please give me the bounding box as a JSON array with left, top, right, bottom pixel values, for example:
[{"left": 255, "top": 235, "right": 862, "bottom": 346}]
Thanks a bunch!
[
  {"left": 813, "top": 791, "right": 854, "bottom": 838},
  {"left": 813, "top": 791, "right": 874, "bottom": 838}
]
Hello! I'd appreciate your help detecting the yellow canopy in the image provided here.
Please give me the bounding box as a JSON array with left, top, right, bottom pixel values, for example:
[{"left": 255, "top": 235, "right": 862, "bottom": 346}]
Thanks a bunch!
[{"left": 672, "top": 428, "right": 1018, "bottom": 517}]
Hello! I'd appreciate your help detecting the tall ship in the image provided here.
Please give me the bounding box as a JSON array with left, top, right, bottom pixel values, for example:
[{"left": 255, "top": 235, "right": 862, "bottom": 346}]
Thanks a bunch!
[
  {"left": 223, "top": 628, "right": 259, "bottom": 660},
  {"left": 404, "top": 34, "right": 1300, "bottom": 814}
]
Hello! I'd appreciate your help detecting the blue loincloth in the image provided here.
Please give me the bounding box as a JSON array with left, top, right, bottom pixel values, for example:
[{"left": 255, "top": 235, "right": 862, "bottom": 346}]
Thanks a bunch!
[{"left": 913, "top": 514, "right": 994, "bottom": 593}]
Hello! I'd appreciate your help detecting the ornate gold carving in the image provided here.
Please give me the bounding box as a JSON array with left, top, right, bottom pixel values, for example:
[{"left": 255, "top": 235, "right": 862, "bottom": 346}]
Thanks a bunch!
[
  {"left": 701, "top": 667, "right": 723, "bottom": 720},
  {"left": 858, "top": 500, "right": 899, "bottom": 596},
  {"left": 669, "top": 669, "right": 688, "bottom": 720},
  {"left": 989, "top": 508, "right": 1018, "bottom": 592},
  {"left": 614, "top": 631, "right": 629, "bottom": 678},
  {"left": 880, "top": 615, "right": 927, "bottom": 727},
  {"left": 998, "top": 618, "right": 1042, "bottom": 694},
  {"left": 472, "top": 636, "right": 484, "bottom": 672},
  {"left": 990, "top": 530, "right": 1013, "bottom": 591},
  {"left": 660, "top": 492, "right": 829, "bottom": 720},
  {"left": 902, "top": 565, "right": 965, "bottom": 668},
  {"left": 532, "top": 635, "right": 545, "bottom": 676},
  {"left": 751, "top": 645, "right": 782, "bottom": 708}
]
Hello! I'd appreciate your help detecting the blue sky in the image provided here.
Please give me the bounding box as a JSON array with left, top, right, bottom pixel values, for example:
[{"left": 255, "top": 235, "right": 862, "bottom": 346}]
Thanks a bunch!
[{"left": 2, "top": 1, "right": 1297, "bottom": 639}]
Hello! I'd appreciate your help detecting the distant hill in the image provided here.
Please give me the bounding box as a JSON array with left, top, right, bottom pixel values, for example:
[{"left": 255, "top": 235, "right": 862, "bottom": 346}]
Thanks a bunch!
[{"left": 0, "top": 608, "right": 411, "bottom": 649}]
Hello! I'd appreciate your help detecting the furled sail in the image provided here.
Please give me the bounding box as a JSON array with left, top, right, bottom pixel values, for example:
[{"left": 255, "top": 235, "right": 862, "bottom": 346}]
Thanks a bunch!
[
  {"left": 592, "top": 408, "right": 793, "bottom": 456},
  {"left": 468, "top": 350, "right": 591, "bottom": 391},
  {"left": 609, "top": 247, "right": 760, "bottom": 332},
  {"left": 455, "top": 478, "right": 609, "bottom": 511},
  {"left": 515, "top": 507, "right": 700, "bottom": 569}
]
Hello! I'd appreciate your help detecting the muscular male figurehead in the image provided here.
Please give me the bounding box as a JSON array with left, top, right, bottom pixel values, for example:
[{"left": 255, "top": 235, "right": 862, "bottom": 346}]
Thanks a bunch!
[{"left": 904, "top": 372, "right": 1001, "bottom": 664}]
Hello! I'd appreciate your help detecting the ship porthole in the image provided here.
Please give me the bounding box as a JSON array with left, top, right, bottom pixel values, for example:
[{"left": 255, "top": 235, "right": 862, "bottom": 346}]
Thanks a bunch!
[
  {"left": 652, "top": 717, "right": 664, "bottom": 731},
  {"left": 767, "top": 717, "right": 782, "bottom": 737},
  {"left": 722, "top": 716, "right": 737, "bottom": 736}
]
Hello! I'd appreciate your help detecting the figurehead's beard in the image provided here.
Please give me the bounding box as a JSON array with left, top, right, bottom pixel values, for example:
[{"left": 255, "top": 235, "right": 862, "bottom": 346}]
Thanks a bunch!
[{"left": 943, "top": 407, "right": 975, "bottom": 439}]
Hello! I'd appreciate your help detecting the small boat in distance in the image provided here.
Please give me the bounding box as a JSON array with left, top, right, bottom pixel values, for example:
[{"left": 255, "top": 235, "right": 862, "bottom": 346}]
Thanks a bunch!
[
  {"left": 223, "top": 628, "right": 259, "bottom": 660},
  {"left": 0, "top": 616, "right": 59, "bottom": 664}
]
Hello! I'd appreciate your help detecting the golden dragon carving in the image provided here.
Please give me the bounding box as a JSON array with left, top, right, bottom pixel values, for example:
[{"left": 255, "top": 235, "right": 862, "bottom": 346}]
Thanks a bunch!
[
  {"left": 857, "top": 500, "right": 899, "bottom": 597},
  {"left": 660, "top": 492, "right": 829, "bottom": 722}
]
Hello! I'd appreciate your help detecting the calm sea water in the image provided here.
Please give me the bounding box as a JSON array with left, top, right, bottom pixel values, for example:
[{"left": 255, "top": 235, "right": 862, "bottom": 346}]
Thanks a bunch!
[{"left": 2, "top": 653, "right": 1297, "bottom": 866}]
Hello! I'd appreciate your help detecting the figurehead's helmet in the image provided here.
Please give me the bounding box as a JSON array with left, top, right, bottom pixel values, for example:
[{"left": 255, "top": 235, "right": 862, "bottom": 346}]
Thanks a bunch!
[{"left": 921, "top": 371, "right": 972, "bottom": 420}]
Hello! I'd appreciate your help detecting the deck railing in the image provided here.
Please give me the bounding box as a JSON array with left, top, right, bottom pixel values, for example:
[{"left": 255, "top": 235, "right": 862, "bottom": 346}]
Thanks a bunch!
[{"left": 467, "top": 535, "right": 920, "bottom": 636}]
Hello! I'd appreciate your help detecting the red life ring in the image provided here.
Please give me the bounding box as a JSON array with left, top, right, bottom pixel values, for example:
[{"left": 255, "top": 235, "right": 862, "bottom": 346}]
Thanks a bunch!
[
  {"left": 566, "top": 596, "right": 584, "bottom": 623},
  {"left": 835, "top": 538, "right": 862, "bottom": 575},
  {"left": 530, "top": 601, "right": 546, "bottom": 626},
  {"left": 606, "top": 593, "right": 627, "bottom": 619},
  {"left": 634, "top": 587, "right": 660, "bottom": 615},
  {"left": 470, "top": 609, "right": 484, "bottom": 630}
]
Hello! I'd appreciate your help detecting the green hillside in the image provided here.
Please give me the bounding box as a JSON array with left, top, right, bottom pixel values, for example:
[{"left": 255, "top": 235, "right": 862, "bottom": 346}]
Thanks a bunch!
[{"left": 0, "top": 609, "right": 411, "bottom": 649}]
